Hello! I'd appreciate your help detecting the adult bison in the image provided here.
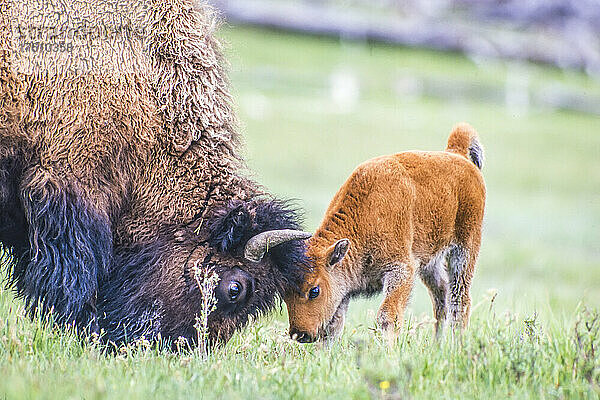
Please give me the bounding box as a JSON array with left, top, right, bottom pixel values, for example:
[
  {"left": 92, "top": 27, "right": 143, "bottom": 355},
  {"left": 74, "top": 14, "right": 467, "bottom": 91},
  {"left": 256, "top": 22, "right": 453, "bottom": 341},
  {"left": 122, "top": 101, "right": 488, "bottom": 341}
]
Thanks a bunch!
[{"left": 0, "top": 0, "right": 310, "bottom": 346}]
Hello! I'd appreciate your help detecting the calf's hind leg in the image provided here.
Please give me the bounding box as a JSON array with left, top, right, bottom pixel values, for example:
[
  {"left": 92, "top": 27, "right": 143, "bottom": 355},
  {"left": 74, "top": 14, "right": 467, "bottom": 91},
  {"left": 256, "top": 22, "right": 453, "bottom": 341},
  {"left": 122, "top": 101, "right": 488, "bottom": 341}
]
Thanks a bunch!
[
  {"left": 446, "top": 244, "right": 477, "bottom": 330},
  {"left": 376, "top": 261, "right": 415, "bottom": 339},
  {"left": 419, "top": 250, "right": 448, "bottom": 336}
]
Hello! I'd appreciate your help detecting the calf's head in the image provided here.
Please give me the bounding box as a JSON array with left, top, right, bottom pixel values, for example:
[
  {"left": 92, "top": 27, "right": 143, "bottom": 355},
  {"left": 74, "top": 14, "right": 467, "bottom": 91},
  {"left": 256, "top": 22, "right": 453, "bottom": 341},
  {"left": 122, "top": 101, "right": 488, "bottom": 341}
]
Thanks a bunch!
[{"left": 284, "top": 238, "right": 350, "bottom": 343}]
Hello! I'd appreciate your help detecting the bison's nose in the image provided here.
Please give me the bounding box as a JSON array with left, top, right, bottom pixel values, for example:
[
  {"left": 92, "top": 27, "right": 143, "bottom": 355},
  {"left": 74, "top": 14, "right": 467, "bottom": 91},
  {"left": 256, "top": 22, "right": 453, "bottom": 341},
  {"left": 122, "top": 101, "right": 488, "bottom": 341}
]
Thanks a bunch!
[{"left": 290, "top": 329, "right": 316, "bottom": 343}]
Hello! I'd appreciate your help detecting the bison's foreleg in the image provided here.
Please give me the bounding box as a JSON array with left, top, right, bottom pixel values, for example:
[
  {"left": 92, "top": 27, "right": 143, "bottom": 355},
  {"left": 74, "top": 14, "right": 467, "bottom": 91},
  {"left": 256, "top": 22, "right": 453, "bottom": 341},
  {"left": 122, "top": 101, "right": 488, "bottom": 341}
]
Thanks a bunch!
[
  {"left": 377, "top": 262, "right": 415, "bottom": 341},
  {"left": 0, "top": 155, "right": 29, "bottom": 267},
  {"left": 20, "top": 168, "right": 112, "bottom": 330}
]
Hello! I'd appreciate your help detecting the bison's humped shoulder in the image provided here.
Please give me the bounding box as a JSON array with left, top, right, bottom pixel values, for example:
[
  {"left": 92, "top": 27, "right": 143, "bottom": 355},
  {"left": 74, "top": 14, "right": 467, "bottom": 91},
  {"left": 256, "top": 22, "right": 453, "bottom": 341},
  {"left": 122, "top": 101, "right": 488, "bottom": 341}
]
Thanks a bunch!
[{"left": 146, "top": 0, "right": 240, "bottom": 155}]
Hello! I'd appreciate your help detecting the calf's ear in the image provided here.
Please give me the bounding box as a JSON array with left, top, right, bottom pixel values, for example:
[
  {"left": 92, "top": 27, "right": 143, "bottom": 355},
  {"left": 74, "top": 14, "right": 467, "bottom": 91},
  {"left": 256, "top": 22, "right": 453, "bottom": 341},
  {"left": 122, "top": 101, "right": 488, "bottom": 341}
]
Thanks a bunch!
[{"left": 327, "top": 239, "right": 350, "bottom": 267}]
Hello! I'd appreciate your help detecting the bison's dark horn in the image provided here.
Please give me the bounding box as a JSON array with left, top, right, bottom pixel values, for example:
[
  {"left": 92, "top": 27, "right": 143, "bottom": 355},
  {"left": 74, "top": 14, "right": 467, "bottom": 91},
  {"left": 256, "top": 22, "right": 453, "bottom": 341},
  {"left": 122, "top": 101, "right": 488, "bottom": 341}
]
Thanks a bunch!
[{"left": 244, "top": 230, "right": 312, "bottom": 262}]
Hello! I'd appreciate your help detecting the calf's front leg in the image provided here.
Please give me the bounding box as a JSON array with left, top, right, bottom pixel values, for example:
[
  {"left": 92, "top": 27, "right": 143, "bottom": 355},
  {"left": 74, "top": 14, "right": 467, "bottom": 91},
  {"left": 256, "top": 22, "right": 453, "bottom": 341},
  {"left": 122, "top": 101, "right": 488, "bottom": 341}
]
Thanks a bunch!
[
  {"left": 323, "top": 296, "right": 350, "bottom": 340},
  {"left": 376, "top": 262, "right": 415, "bottom": 340}
]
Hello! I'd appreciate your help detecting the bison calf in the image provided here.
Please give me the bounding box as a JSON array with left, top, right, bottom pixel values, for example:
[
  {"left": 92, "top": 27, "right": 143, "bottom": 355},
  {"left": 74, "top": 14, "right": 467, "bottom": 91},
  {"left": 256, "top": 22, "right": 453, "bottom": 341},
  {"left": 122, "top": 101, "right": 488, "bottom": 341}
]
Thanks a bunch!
[{"left": 285, "top": 123, "right": 486, "bottom": 343}]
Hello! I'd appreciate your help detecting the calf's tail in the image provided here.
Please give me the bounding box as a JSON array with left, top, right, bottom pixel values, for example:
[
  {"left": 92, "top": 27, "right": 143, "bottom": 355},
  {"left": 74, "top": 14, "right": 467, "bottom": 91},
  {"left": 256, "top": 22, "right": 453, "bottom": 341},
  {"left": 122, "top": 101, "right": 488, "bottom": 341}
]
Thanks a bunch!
[{"left": 445, "top": 122, "right": 484, "bottom": 169}]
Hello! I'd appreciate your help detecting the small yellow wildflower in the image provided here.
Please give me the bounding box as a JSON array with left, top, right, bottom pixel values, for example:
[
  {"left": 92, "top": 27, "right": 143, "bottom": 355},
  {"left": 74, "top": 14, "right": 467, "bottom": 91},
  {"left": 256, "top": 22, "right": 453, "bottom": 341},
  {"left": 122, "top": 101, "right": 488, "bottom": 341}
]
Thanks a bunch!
[{"left": 379, "top": 380, "right": 390, "bottom": 390}]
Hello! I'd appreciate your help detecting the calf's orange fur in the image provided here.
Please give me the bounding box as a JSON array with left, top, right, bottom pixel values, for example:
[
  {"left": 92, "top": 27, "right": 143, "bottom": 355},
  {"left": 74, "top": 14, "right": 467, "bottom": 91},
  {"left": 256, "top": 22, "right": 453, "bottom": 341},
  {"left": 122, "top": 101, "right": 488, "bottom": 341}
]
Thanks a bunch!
[{"left": 285, "top": 123, "right": 486, "bottom": 342}]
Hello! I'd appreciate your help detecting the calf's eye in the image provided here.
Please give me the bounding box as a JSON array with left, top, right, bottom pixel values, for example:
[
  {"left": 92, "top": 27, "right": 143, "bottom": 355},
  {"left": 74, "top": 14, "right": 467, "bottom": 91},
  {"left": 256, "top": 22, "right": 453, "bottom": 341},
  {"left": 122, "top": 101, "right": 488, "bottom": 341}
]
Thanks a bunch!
[{"left": 308, "top": 286, "right": 320, "bottom": 299}]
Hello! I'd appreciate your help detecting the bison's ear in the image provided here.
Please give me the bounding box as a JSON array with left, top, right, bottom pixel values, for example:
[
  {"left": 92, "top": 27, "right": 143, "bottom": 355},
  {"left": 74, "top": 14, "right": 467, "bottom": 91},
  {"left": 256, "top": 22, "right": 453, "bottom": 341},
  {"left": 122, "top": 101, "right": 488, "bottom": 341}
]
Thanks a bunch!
[
  {"left": 208, "top": 204, "right": 252, "bottom": 252},
  {"left": 327, "top": 239, "right": 350, "bottom": 267}
]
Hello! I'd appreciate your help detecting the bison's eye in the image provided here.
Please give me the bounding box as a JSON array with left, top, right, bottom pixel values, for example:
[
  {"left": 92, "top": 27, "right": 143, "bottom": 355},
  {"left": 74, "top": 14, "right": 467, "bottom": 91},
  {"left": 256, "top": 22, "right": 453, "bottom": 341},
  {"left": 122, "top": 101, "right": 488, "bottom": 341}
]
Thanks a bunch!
[
  {"left": 228, "top": 281, "right": 242, "bottom": 301},
  {"left": 308, "top": 286, "right": 320, "bottom": 299}
]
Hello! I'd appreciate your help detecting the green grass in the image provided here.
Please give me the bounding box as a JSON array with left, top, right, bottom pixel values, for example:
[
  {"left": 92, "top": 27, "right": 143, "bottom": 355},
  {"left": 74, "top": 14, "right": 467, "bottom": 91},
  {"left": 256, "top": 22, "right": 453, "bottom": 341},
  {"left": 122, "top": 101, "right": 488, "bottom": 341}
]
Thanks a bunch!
[{"left": 1, "top": 25, "right": 600, "bottom": 399}]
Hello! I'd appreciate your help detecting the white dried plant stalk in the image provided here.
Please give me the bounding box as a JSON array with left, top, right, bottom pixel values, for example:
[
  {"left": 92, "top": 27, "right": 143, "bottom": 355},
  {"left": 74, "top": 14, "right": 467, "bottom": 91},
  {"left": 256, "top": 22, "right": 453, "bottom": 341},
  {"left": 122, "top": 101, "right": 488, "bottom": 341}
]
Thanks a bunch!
[{"left": 192, "top": 263, "right": 220, "bottom": 358}]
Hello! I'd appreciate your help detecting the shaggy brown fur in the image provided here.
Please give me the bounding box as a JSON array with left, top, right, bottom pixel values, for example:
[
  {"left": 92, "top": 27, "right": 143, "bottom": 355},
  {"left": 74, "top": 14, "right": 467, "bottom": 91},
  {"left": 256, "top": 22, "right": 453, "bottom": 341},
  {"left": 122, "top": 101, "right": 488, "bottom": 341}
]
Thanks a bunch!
[
  {"left": 285, "top": 123, "right": 486, "bottom": 343},
  {"left": 0, "top": 0, "right": 309, "bottom": 346}
]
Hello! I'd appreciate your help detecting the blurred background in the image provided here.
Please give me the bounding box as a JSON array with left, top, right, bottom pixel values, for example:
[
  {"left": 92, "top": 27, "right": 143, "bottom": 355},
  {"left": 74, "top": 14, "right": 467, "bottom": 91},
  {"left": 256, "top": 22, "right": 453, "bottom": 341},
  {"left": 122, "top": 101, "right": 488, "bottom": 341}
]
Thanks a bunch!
[{"left": 211, "top": 0, "right": 600, "bottom": 325}]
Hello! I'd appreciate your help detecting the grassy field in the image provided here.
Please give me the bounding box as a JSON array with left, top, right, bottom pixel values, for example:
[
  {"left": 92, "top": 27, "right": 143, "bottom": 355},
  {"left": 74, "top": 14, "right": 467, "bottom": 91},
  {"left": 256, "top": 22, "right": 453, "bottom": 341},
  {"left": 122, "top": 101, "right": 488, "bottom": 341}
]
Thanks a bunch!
[{"left": 1, "top": 25, "right": 599, "bottom": 399}]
